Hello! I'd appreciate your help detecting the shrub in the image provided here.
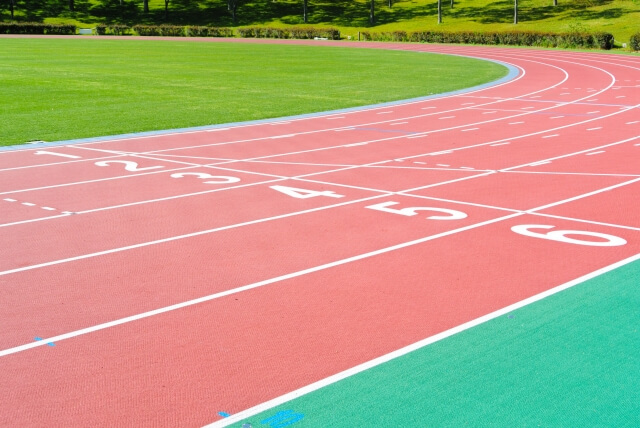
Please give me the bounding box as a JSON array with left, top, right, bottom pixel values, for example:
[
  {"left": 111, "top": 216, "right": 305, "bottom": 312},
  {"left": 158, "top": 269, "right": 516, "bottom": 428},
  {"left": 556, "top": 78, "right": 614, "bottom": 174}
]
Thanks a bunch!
[
  {"left": 238, "top": 26, "right": 339, "bottom": 40},
  {"left": 593, "top": 32, "right": 614, "bottom": 50},
  {"left": 630, "top": 32, "right": 640, "bottom": 51},
  {"left": 96, "top": 24, "right": 131, "bottom": 36},
  {"left": 133, "top": 25, "right": 185, "bottom": 37},
  {"left": 188, "top": 26, "right": 234, "bottom": 37},
  {"left": 0, "top": 23, "right": 76, "bottom": 35}
]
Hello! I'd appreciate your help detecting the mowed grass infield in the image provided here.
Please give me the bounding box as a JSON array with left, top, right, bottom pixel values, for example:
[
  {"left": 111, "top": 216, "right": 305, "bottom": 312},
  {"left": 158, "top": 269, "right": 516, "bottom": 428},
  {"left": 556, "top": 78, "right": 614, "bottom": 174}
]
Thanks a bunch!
[{"left": 0, "top": 38, "right": 507, "bottom": 147}]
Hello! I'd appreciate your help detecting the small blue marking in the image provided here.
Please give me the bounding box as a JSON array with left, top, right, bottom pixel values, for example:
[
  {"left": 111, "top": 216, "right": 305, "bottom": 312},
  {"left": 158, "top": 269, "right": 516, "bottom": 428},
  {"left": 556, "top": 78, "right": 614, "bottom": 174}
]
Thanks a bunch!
[
  {"left": 218, "top": 412, "right": 231, "bottom": 418},
  {"left": 34, "top": 337, "right": 55, "bottom": 346}
]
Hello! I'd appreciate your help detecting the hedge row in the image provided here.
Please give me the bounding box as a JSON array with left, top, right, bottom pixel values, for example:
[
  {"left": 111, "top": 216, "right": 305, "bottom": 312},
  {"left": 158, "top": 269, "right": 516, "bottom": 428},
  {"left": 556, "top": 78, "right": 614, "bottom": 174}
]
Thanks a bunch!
[
  {"left": 237, "top": 26, "right": 340, "bottom": 40},
  {"left": 0, "top": 22, "right": 76, "bottom": 35},
  {"left": 631, "top": 32, "right": 640, "bottom": 51},
  {"left": 361, "top": 30, "right": 615, "bottom": 49}
]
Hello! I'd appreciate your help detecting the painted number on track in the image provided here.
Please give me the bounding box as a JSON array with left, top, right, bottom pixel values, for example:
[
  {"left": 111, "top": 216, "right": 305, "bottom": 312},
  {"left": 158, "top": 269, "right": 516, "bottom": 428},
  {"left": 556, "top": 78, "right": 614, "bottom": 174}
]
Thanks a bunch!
[
  {"left": 511, "top": 224, "right": 626, "bottom": 246},
  {"left": 366, "top": 201, "right": 467, "bottom": 220},
  {"left": 94, "top": 160, "right": 164, "bottom": 172},
  {"left": 170, "top": 172, "right": 241, "bottom": 184},
  {"left": 270, "top": 185, "right": 344, "bottom": 199}
]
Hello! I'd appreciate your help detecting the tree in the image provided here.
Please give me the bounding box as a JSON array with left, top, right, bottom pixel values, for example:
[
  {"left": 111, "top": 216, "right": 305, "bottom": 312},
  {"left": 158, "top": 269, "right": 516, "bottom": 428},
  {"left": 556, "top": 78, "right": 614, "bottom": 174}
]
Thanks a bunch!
[
  {"left": 450, "top": 0, "right": 454, "bottom": 8},
  {"left": 228, "top": 0, "right": 241, "bottom": 22},
  {"left": 437, "top": 0, "right": 442, "bottom": 23},
  {"left": 143, "top": 0, "right": 149, "bottom": 13},
  {"left": 370, "top": 0, "right": 374, "bottom": 24},
  {"left": 164, "top": 0, "right": 169, "bottom": 19},
  {"left": 303, "top": 0, "right": 308, "bottom": 22},
  {"left": 9, "top": 0, "right": 15, "bottom": 19},
  {"left": 69, "top": 0, "right": 74, "bottom": 11},
  {"left": 514, "top": 0, "right": 518, "bottom": 23}
]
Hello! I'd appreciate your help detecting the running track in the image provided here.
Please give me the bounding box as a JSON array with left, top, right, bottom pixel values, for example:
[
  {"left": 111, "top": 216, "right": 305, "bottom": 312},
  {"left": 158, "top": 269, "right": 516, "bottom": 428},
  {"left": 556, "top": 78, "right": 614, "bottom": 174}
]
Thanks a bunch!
[{"left": 1, "top": 39, "right": 639, "bottom": 427}]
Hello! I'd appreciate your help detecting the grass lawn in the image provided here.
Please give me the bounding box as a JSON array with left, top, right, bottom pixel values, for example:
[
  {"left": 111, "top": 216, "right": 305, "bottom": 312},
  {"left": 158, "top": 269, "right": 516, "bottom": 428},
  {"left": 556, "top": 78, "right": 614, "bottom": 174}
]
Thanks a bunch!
[
  {"left": 0, "top": 38, "right": 507, "bottom": 147},
  {"left": 4, "top": 0, "right": 639, "bottom": 43}
]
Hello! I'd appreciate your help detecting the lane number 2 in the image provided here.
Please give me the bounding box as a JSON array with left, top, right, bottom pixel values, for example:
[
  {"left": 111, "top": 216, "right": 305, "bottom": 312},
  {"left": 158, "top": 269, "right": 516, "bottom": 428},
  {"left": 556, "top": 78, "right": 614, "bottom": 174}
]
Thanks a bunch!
[
  {"left": 94, "top": 160, "right": 164, "bottom": 172},
  {"left": 511, "top": 224, "right": 626, "bottom": 247}
]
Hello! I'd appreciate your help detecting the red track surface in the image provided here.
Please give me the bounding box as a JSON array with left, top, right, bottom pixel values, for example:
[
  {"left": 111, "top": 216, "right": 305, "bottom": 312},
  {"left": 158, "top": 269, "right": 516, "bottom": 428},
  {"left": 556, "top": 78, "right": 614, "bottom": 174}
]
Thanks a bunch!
[{"left": 1, "top": 40, "right": 639, "bottom": 427}]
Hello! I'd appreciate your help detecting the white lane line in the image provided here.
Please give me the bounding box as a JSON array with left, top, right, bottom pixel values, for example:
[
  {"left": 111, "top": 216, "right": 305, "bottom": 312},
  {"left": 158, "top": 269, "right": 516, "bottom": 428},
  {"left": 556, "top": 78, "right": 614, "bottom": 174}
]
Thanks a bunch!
[
  {"left": 550, "top": 116, "right": 564, "bottom": 119},
  {"left": 482, "top": 111, "right": 497, "bottom": 114},
  {"left": 41, "top": 207, "right": 56, "bottom": 211},
  {"left": 560, "top": 92, "right": 571, "bottom": 95},
  {"left": 528, "top": 160, "right": 552, "bottom": 166},
  {"left": 269, "top": 134, "right": 296, "bottom": 139},
  {"left": 407, "top": 134, "right": 428, "bottom": 139},
  {"left": 428, "top": 150, "right": 453, "bottom": 155},
  {"left": 542, "top": 134, "right": 559, "bottom": 139},
  {"left": 421, "top": 106, "right": 436, "bottom": 110},
  {"left": 21, "top": 202, "right": 36, "bottom": 206},
  {"left": 436, "top": 164, "right": 449, "bottom": 167},
  {"left": 209, "top": 253, "right": 640, "bottom": 428},
  {"left": 586, "top": 127, "right": 602, "bottom": 131},
  {"left": 205, "top": 128, "right": 230, "bottom": 132},
  {"left": 521, "top": 107, "right": 535, "bottom": 110},
  {"left": 461, "top": 102, "right": 475, "bottom": 105},
  {"left": 587, "top": 111, "right": 600, "bottom": 114},
  {"left": 508, "top": 121, "right": 524, "bottom": 125},
  {"left": 377, "top": 111, "right": 393, "bottom": 114},
  {"left": 461, "top": 128, "right": 479, "bottom": 132},
  {"left": 460, "top": 167, "right": 474, "bottom": 170},
  {"left": 530, "top": 96, "right": 541, "bottom": 98},
  {"left": 327, "top": 116, "right": 344, "bottom": 120},
  {"left": 390, "top": 122, "right": 408, "bottom": 126},
  {"left": 0, "top": 212, "right": 522, "bottom": 358},
  {"left": 438, "top": 116, "right": 455, "bottom": 119},
  {"left": 626, "top": 121, "right": 639, "bottom": 125},
  {"left": 343, "top": 142, "right": 368, "bottom": 147},
  {"left": 3, "top": 198, "right": 16, "bottom": 202},
  {"left": 413, "top": 161, "right": 426, "bottom": 165},
  {"left": 616, "top": 96, "right": 626, "bottom": 98},
  {"left": 34, "top": 151, "right": 82, "bottom": 159},
  {"left": 586, "top": 151, "right": 605, "bottom": 156},
  {"left": 490, "top": 142, "right": 510, "bottom": 146},
  {"left": 269, "top": 121, "right": 291, "bottom": 125}
]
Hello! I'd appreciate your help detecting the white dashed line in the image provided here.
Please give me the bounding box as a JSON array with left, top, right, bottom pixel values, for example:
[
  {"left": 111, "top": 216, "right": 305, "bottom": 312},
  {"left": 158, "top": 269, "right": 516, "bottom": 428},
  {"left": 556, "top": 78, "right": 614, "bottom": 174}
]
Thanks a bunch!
[
  {"left": 460, "top": 167, "right": 475, "bottom": 170},
  {"left": 586, "top": 127, "right": 602, "bottom": 131},
  {"left": 439, "top": 116, "right": 455, "bottom": 120},
  {"left": 390, "top": 122, "right": 408, "bottom": 126},
  {"left": 482, "top": 111, "right": 497, "bottom": 114},
  {"left": 461, "top": 128, "right": 479, "bottom": 132},
  {"left": 542, "top": 134, "right": 559, "bottom": 139},
  {"left": 3, "top": 198, "right": 17, "bottom": 202},
  {"left": 413, "top": 161, "right": 427, "bottom": 165},
  {"left": 509, "top": 122, "right": 524, "bottom": 125},
  {"left": 41, "top": 207, "right": 56, "bottom": 211},
  {"left": 626, "top": 121, "right": 639, "bottom": 125},
  {"left": 461, "top": 103, "right": 475, "bottom": 105},
  {"left": 616, "top": 96, "right": 626, "bottom": 99},
  {"left": 521, "top": 107, "right": 535, "bottom": 110},
  {"left": 550, "top": 116, "right": 564, "bottom": 119},
  {"left": 421, "top": 107, "right": 436, "bottom": 110},
  {"left": 377, "top": 111, "right": 393, "bottom": 115},
  {"left": 587, "top": 111, "right": 600, "bottom": 114},
  {"left": 22, "top": 202, "right": 36, "bottom": 206},
  {"left": 437, "top": 164, "right": 450, "bottom": 167}
]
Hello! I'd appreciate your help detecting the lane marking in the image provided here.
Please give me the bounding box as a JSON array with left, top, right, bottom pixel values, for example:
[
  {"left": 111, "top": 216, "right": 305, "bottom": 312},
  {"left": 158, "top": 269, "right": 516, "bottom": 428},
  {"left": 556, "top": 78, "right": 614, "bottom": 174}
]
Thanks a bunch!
[
  {"left": 209, "top": 253, "right": 640, "bottom": 427},
  {"left": 586, "top": 151, "right": 605, "bottom": 156},
  {"left": 528, "top": 160, "right": 551, "bottom": 166},
  {"left": 438, "top": 116, "right": 455, "bottom": 119},
  {"left": 390, "top": 122, "right": 408, "bottom": 126},
  {"left": 461, "top": 128, "right": 479, "bottom": 132},
  {"left": 542, "top": 134, "right": 559, "bottom": 138},
  {"left": 0, "top": 212, "right": 522, "bottom": 358},
  {"left": 490, "top": 142, "right": 510, "bottom": 146},
  {"left": 550, "top": 116, "right": 564, "bottom": 119},
  {"left": 34, "top": 151, "right": 82, "bottom": 159},
  {"left": 508, "top": 121, "right": 524, "bottom": 125},
  {"left": 586, "top": 127, "right": 602, "bottom": 131}
]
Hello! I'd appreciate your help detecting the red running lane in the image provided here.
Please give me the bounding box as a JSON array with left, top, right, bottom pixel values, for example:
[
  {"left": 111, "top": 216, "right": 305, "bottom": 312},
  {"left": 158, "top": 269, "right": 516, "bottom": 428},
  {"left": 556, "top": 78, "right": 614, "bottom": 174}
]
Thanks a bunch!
[{"left": 1, "top": 41, "right": 639, "bottom": 427}]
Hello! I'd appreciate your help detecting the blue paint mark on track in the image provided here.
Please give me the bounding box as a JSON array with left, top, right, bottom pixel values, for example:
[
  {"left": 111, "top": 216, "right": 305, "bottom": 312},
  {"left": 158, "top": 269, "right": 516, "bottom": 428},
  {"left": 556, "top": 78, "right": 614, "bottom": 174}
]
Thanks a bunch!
[
  {"left": 34, "top": 337, "right": 55, "bottom": 346},
  {"left": 218, "top": 412, "right": 231, "bottom": 418}
]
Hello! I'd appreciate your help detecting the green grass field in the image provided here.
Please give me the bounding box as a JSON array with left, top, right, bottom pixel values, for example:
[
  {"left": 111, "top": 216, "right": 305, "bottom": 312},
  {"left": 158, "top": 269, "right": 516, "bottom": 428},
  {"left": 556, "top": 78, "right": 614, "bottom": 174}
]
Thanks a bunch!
[
  {"left": 0, "top": 38, "right": 507, "bottom": 147},
  {"left": 3, "top": 0, "right": 639, "bottom": 43}
]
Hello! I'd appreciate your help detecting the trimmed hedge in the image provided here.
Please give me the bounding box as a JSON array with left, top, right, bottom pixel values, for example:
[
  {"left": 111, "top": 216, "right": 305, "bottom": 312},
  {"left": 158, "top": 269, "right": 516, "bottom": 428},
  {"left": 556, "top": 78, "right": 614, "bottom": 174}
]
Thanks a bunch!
[
  {"left": 95, "top": 24, "right": 131, "bottom": 36},
  {"left": 187, "top": 26, "right": 234, "bottom": 37},
  {"left": 0, "top": 22, "right": 76, "bottom": 35},
  {"left": 361, "top": 30, "right": 614, "bottom": 50},
  {"left": 132, "top": 25, "right": 185, "bottom": 37},
  {"left": 237, "top": 26, "right": 340, "bottom": 40},
  {"left": 630, "top": 32, "right": 640, "bottom": 51}
]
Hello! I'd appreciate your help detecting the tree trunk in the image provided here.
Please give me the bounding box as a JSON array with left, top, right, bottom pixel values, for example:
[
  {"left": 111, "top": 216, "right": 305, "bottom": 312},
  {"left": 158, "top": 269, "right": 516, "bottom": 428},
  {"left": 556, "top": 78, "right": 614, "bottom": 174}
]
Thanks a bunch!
[
  {"left": 553, "top": 0, "right": 557, "bottom": 5},
  {"left": 303, "top": 0, "right": 307, "bottom": 23},
  {"left": 388, "top": 0, "right": 391, "bottom": 8},
  {"left": 69, "top": 0, "right": 74, "bottom": 11},
  {"left": 450, "top": 0, "right": 454, "bottom": 8},
  {"left": 143, "top": 0, "right": 149, "bottom": 13},
  {"left": 164, "top": 0, "right": 169, "bottom": 19},
  {"left": 514, "top": 0, "right": 518, "bottom": 24},
  {"left": 437, "top": 0, "right": 442, "bottom": 23},
  {"left": 370, "top": 0, "right": 374, "bottom": 24}
]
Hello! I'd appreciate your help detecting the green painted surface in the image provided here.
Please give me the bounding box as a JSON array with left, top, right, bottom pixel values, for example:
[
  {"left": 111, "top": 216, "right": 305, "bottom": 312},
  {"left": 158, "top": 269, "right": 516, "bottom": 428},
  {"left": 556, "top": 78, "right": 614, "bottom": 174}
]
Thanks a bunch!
[
  {"left": 0, "top": 38, "right": 506, "bottom": 147},
  {"left": 231, "top": 259, "right": 640, "bottom": 427}
]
